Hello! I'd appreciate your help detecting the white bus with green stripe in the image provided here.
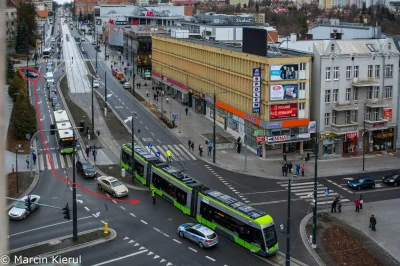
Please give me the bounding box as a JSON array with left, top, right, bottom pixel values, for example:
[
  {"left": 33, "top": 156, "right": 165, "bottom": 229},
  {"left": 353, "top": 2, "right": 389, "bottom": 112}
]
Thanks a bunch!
[{"left": 53, "top": 110, "right": 75, "bottom": 154}]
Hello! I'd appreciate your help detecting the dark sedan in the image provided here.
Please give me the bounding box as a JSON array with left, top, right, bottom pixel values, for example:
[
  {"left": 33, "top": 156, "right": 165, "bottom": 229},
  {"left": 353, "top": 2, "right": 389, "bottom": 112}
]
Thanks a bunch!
[
  {"left": 382, "top": 173, "right": 400, "bottom": 186},
  {"left": 76, "top": 159, "right": 97, "bottom": 178},
  {"left": 348, "top": 176, "right": 376, "bottom": 190}
]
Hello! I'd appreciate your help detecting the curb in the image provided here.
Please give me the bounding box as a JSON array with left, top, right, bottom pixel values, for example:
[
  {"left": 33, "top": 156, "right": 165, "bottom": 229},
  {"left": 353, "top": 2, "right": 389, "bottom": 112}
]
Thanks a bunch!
[
  {"left": 299, "top": 212, "right": 326, "bottom": 266},
  {"left": 8, "top": 228, "right": 117, "bottom": 266},
  {"left": 6, "top": 172, "right": 40, "bottom": 211}
]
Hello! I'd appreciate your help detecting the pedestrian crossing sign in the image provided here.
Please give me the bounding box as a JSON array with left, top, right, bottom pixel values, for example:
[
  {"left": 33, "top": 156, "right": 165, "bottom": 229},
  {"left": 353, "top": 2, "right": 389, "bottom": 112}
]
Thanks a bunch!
[
  {"left": 324, "top": 189, "right": 329, "bottom": 196},
  {"left": 155, "top": 152, "right": 160, "bottom": 158}
]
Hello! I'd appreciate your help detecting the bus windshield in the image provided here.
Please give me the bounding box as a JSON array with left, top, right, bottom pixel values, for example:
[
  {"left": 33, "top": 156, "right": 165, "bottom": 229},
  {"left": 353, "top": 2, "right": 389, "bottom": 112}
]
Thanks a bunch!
[
  {"left": 263, "top": 225, "right": 278, "bottom": 249},
  {"left": 59, "top": 139, "right": 74, "bottom": 149}
]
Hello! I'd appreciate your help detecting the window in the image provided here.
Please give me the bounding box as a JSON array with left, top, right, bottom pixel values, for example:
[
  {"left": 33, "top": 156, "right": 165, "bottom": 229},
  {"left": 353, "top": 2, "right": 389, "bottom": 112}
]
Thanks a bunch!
[
  {"left": 366, "top": 108, "right": 371, "bottom": 120},
  {"left": 351, "top": 110, "right": 357, "bottom": 122},
  {"left": 367, "top": 87, "right": 373, "bottom": 99},
  {"left": 299, "top": 102, "right": 305, "bottom": 110},
  {"left": 331, "top": 44, "right": 335, "bottom": 52},
  {"left": 385, "top": 86, "right": 392, "bottom": 98},
  {"left": 332, "top": 111, "right": 337, "bottom": 124},
  {"left": 346, "top": 66, "right": 352, "bottom": 79},
  {"left": 375, "top": 65, "right": 380, "bottom": 78},
  {"left": 325, "top": 67, "right": 331, "bottom": 80},
  {"left": 366, "top": 44, "right": 378, "bottom": 52},
  {"left": 353, "top": 66, "right": 359, "bottom": 78},
  {"left": 352, "top": 88, "right": 358, "bottom": 101},
  {"left": 345, "top": 111, "right": 351, "bottom": 124},
  {"left": 324, "top": 113, "right": 330, "bottom": 126},
  {"left": 300, "top": 63, "right": 306, "bottom": 70},
  {"left": 373, "top": 108, "right": 379, "bottom": 121},
  {"left": 325, "top": 90, "right": 331, "bottom": 103},
  {"left": 385, "top": 64, "right": 393, "bottom": 77},
  {"left": 345, "top": 88, "right": 351, "bottom": 101},
  {"left": 373, "top": 86, "right": 379, "bottom": 99},
  {"left": 333, "top": 67, "right": 339, "bottom": 80},
  {"left": 368, "top": 65, "right": 373, "bottom": 78},
  {"left": 332, "top": 89, "right": 338, "bottom": 103},
  {"left": 152, "top": 173, "right": 187, "bottom": 205},
  {"left": 299, "top": 82, "right": 305, "bottom": 91}
]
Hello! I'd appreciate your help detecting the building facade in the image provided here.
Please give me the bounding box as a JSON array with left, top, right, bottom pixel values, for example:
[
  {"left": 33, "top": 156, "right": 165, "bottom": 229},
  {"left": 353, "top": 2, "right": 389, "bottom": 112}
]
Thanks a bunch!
[
  {"left": 152, "top": 35, "right": 313, "bottom": 157},
  {"left": 5, "top": 6, "right": 17, "bottom": 45},
  {"left": 311, "top": 39, "right": 399, "bottom": 156},
  {"left": 75, "top": 0, "right": 130, "bottom": 15}
]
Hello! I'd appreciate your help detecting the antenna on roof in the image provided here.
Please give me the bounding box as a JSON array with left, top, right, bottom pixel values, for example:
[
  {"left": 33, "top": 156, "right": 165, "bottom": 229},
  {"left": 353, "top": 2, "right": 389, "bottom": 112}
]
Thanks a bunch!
[{"left": 174, "top": 157, "right": 187, "bottom": 174}]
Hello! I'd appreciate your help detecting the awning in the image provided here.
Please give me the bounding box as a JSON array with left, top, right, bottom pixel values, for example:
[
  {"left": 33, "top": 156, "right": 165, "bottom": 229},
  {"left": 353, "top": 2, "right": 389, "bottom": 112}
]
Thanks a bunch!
[{"left": 266, "top": 138, "right": 311, "bottom": 145}]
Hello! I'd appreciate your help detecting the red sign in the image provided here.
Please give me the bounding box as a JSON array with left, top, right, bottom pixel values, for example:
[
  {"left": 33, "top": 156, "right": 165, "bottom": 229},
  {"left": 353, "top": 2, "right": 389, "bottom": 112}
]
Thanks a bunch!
[
  {"left": 270, "top": 103, "right": 298, "bottom": 119},
  {"left": 346, "top": 132, "right": 358, "bottom": 139},
  {"left": 256, "top": 136, "right": 265, "bottom": 142},
  {"left": 384, "top": 108, "right": 392, "bottom": 120}
]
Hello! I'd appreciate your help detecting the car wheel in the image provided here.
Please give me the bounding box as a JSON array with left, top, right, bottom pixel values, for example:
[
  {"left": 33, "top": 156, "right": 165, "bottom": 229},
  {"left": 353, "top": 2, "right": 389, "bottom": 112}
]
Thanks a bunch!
[
  {"left": 198, "top": 242, "right": 204, "bottom": 249},
  {"left": 179, "top": 231, "right": 184, "bottom": 238},
  {"left": 112, "top": 192, "right": 117, "bottom": 198},
  {"left": 372, "top": 184, "right": 375, "bottom": 188},
  {"left": 97, "top": 184, "right": 102, "bottom": 190},
  {"left": 23, "top": 213, "right": 27, "bottom": 219}
]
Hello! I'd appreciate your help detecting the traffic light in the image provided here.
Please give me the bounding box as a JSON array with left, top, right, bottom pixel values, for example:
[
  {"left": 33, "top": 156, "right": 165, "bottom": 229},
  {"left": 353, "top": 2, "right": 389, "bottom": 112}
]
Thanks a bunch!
[
  {"left": 25, "top": 196, "right": 32, "bottom": 212},
  {"left": 62, "top": 203, "right": 71, "bottom": 220}
]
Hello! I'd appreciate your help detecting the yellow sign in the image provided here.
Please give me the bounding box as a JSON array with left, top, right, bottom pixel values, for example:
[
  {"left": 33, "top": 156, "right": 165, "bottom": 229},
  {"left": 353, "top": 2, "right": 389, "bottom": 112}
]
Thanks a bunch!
[{"left": 36, "top": 39, "right": 40, "bottom": 48}]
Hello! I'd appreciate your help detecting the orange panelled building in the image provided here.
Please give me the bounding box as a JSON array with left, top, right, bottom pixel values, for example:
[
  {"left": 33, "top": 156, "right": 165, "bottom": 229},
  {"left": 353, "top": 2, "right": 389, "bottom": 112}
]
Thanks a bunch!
[
  {"left": 152, "top": 35, "right": 314, "bottom": 157},
  {"left": 74, "top": 0, "right": 130, "bottom": 15}
]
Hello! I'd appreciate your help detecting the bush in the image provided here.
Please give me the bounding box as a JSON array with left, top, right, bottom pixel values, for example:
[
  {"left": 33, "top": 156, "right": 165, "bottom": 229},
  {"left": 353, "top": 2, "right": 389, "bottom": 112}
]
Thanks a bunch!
[
  {"left": 8, "top": 73, "right": 27, "bottom": 101},
  {"left": 7, "top": 56, "right": 15, "bottom": 83},
  {"left": 11, "top": 95, "right": 37, "bottom": 140}
]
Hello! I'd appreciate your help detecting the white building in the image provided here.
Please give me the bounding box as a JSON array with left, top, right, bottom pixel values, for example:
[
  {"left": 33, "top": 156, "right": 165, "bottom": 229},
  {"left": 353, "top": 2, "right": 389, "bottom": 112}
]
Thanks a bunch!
[
  {"left": 311, "top": 39, "right": 399, "bottom": 156},
  {"left": 5, "top": 6, "right": 17, "bottom": 44},
  {"left": 43, "top": 0, "right": 53, "bottom": 12}
]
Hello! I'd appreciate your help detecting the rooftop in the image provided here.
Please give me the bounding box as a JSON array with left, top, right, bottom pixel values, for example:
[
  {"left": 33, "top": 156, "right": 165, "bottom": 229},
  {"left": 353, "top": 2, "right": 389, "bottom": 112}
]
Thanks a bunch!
[
  {"left": 314, "top": 38, "right": 399, "bottom": 55},
  {"left": 157, "top": 164, "right": 209, "bottom": 191}
]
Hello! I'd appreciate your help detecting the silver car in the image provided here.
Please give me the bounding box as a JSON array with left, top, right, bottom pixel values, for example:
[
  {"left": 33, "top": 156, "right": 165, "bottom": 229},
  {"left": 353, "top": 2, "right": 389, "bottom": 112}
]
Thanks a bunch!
[
  {"left": 177, "top": 223, "right": 218, "bottom": 248},
  {"left": 9, "top": 195, "right": 41, "bottom": 220},
  {"left": 97, "top": 176, "right": 128, "bottom": 198}
]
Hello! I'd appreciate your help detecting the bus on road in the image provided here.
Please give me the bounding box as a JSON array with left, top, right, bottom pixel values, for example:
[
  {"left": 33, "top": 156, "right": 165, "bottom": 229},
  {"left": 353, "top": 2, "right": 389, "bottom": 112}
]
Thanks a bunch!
[{"left": 53, "top": 110, "right": 75, "bottom": 154}]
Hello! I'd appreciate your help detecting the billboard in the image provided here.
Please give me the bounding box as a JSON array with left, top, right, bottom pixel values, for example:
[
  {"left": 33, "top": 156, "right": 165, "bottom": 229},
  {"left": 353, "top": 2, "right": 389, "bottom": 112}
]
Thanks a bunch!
[
  {"left": 243, "top": 28, "right": 267, "bottom": 57},
  {"left": 270, "top": 84, "right": 298, "bottom": 101},
  {"left": 270, "top": 103, "right": 298, "bottom": 119},
  {"left": 270, "top": 64, "right": 299, "bottom": 81},
  {"left": 384, "top": 108, "right": 392, "bottom": 120}
]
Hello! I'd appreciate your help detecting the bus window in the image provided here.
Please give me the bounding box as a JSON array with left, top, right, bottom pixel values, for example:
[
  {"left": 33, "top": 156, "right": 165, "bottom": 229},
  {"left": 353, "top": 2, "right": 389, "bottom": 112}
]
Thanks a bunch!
[
  {"left": 121, "top": 150, "right": 131, "bottom": 166},
  {"left": 134, "top": 161, "right": 144, "bottom": 176},
  {"left": 152, "top": 172, "right": 187, "bottom": 205}
]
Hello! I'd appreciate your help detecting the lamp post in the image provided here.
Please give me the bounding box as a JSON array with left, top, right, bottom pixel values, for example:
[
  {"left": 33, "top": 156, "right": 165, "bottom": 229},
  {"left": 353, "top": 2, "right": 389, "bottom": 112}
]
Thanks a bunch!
[
  {"left": 312, "top": 132, "right": 319, "bottom": 249},
  {"left": 131, "top": 112, "right": 138, "bottom": 182},
  {"left": 104, "top": 71, "right": 107, "bottom": 116},
  {"left": 91, "top": 76, "right": 94, "bottom": 139},
  {"left": 15, "top": 144, "right": 22, "bottom": 195}
]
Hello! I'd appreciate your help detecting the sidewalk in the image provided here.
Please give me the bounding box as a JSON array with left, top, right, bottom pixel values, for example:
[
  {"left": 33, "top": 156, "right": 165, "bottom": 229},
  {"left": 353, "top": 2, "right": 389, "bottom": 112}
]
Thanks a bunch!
[{"left": 330, "top": 199, "right": 400, "bottom": 263}]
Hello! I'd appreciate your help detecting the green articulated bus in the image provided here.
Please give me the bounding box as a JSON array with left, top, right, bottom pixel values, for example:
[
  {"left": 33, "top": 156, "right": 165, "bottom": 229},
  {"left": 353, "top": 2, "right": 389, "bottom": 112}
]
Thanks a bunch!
[{"left": 120, "top": 143, "right": 279, "bottom": 256}]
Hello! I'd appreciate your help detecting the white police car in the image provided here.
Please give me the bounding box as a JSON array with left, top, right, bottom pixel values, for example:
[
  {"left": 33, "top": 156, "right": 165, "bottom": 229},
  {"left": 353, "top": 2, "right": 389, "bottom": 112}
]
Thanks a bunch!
[{"left": 177, "top": 223, "right": 218, "bottom": 248}]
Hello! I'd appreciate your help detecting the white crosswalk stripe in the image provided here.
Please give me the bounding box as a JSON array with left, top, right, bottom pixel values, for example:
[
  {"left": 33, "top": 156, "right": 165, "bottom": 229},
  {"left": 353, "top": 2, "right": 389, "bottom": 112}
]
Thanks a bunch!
[
  {"left": 59, "top": 155, "right": 66, "bottom": 169},
  {"left": 52, "top": 153, "right": 59, "bottom": 169},
  {"left": 149, "top": 144, "right": 197, "bottom": 162},
  {"left": 39, "top": 154, "right": 44, "bottom": 171},
  {"left": 151, "top": 146, "right": 167, "bottom": 162},
  {"left": 277, "top": 180, "right": 350, "bottom": 207},
  {"left": 46, "top": 153, "right": 52, "bottom": 170},
  {"left": 178, "top": 144, "right": 196, "bottom": 160},
  {"left": 66, "top": 155, "right": 72, "bottom": 168},
  {"left": 167, "top": 145, "right": 183, "bottom": 161}
]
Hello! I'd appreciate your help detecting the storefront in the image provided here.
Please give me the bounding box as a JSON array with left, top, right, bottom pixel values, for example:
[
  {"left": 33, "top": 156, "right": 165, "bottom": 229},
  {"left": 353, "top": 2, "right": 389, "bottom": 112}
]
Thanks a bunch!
[
  {"left": 371, "top": 128, "right": 395, "bottom": 152},
  {"left": 190, "top": 90, "right": 205, "bottom": 115},
  {"left": 320, "top": 133, "right": 342, "bottom": 155},
  {"left": 151, "top": 71, "right": 189, "bottom": 104},
  {"left": 343, "top": 132, "right": 358, "bottom": 155}
]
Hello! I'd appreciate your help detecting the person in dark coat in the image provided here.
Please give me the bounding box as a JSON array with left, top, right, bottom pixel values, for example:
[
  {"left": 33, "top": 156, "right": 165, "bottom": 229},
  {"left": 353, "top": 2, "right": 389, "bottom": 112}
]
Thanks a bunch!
[
  {"left": 331, "top": 198, "right": 337, "bottom": 213},
  {"left": 288, "top": 161, "right": 292, "bottom": 174},
  {"left": 282, "top": 164, "right": 287, "bottom": 176},
  {"left": 191, "top": 142, "right": 194, "bottom": 152},
  {"left": 188, "top": 140, "right": 192, "bottom": 149},
  {"left": 370, "top": 215, "right": 377, "bottom": 232}
]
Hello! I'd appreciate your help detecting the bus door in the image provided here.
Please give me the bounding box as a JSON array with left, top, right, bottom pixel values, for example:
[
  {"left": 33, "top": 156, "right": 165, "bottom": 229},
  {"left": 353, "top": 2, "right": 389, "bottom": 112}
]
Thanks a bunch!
[{"left": 190, "top": 190, "right": 199, "bottom": 217}]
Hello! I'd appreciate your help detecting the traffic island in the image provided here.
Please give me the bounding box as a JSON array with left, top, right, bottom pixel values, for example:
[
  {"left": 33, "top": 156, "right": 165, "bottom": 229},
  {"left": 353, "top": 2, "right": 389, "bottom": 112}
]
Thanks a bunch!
[
  {"left": 305, "top": 213, "right": 399, "bottom": 266},
  {"left": 7, "top": 228, "right": 117, "bottom": 265}
]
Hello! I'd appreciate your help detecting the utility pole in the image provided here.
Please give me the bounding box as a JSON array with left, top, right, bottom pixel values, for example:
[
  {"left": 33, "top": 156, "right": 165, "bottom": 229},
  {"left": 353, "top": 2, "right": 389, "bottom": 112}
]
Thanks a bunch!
[
  {"left": 95, "top": 19, "right": 97, "bottom": 70},
  {"left": 72, "top": 129, "right": 78, "bottom": 240},
  {"left": 312, "top": 132, "right": 319, "bottom": 249},
  {"left": 213, "top": 91, "right": 216, "bottom": 163},
  {"left": 104, "top": 71, "right": 107, "bottom": 116},
  {"left": 131, "top": 114, "right": 135, "bottom": 182},
  {"left": 91, "top": 76, "right": 94, "bottom": 138},
  {"left": 26, "top": 35, "right": 29, "bottom": 95}
]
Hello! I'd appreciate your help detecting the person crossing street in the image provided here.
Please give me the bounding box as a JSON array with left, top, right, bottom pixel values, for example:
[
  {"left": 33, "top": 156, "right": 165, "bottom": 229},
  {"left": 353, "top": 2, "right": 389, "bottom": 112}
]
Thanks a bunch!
[{"left": 166, "top": 148, "right": 172, "bottom": 162}]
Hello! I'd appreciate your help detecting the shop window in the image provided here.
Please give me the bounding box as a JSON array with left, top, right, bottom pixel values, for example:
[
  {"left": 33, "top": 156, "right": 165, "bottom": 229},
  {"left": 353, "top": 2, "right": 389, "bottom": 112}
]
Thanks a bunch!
[
  {"left": 290, "top": 127, "right": 299, "bottom": 134},
  {"left": 152, "top": 173, "right": 187, "bottom": 205}
]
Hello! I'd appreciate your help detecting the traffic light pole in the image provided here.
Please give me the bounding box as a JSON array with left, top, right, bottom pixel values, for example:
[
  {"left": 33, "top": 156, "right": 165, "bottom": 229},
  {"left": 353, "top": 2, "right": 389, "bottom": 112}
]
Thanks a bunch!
[
  {"left": 72, "top": 129, "right": 78, "bottom": 241},
  {"left": 91, "top": 76, "right": 94, "bottom": 139},
  {"left": 6, "top": 197, "right": 64, "bottom": 210}
]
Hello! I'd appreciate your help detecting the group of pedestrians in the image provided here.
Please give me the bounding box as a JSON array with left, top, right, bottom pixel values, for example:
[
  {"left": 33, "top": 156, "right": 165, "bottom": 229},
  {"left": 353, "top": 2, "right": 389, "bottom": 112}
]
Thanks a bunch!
[
  {"left": 281, "top": 161, "right": 306, "bottom": 177},
  {"left": 331, "top": 195, "right": 343, "bottom": 213},
  {"left": 136, "top": 83, "right": 147, "bottom": 89},
  {"left": 85, "top": 145, "right": 97, "bottom": 163}
]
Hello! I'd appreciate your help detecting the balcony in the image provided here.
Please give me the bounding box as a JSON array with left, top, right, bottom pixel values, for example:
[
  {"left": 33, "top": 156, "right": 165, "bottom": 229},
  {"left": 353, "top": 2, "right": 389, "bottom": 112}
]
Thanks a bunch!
[
  {"left": 366, "top": 98, "right": 389, "bottom": 108},
  {"left": 352, "top": 78, "right": 379, "bottom": 87},
  {"left": 364, "top": 119, "right": 389, "bottom": 131},
  {"left": 332, "top": 102, "right": 358, "bottom": 111},
  {"left": 331, "top": 122, "right": 359, "bottom": 134}
]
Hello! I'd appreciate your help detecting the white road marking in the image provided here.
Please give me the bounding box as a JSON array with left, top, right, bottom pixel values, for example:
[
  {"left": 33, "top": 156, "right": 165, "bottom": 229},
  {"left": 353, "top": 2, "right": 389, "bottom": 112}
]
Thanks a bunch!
[
  {"left": 130, "top": 213, "right": 136, "bottom": 217},
  {"left": 145, "top": 126, "right": 148, "bottom": 130},
  {"left": 91, "top": 250, "right": 148, "bottom": 266},
  {"left": 120, "top": 206, "right": 126, "bottom": 210},
  {"left": 188, "top": 247, "right": 198, "bottom": 252},
  {"left": 59, "top": 155, "right": 66, "bottom": 169},
  {"left": 106, "top": 193, "right": 110, "bottom": 197},
  {"left": 112, "top": 200, "right": 117, "bottom": 204},
  {"left": 173, "top": 239, "right": 181, "bottom": 244},
  {"left": 66, "top": 154, "right": 72, "bottom": 167},
  {"left": 206, "top": 256, "right": 216, "bottom": 262},
  {"left": 84, "top": 207, "right": 90, "bottom": 211},
  {"left": 101, "top": 220, "right": 105, "bottom": 224},
  {"left": 153, "top": 227, "right": 161, "bottom": 232},
  {"left": 157, "top": 139, "right": 161, "bottom": 143},
  {"left": 163, "top": 233, "right": 169, "bottom": 237},
  {"left": 141, "top": 220, "right": 148, "bottom": 225},
  {"left": 140, "top": 121, "right": 143, "bottom": 124},
  {"left": 151, "top": 132, "right": 155, "bottom": 136}
]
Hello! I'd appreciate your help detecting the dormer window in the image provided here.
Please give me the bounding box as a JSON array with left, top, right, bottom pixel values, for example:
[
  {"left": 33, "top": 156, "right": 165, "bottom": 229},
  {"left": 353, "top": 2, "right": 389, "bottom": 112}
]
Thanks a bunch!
[
  {"left": 366, "top": 44, "right": 378, "bottom": 52},
  {"left": 331, "top": 44, "right": 335, "bottom": 52}
]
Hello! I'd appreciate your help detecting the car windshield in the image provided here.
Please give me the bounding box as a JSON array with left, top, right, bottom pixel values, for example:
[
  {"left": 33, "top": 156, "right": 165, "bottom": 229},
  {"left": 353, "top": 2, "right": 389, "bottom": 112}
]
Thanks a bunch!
[
  {"left": 14, "top": 201, "right": 26, "bottom": 209},
  {"left": 207, "top": 233, "right": 217, "bottom": 239},
  {"left": 83, "top": 164, "right": 94, "bottom": 170},
  {"left": 110, "top": 180, "right": 123, "bottom": 187}
]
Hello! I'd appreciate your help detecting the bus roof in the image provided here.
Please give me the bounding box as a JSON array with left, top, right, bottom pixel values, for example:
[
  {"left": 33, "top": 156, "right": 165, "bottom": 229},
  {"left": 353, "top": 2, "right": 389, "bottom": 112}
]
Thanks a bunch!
[
  {"left": 157, "top": 164, "right": 208, "bottom": 190},
  {"left": 203, "top": 190, "right": 267, "bottom": 220},
  {"left": 56, "top": 121, "right": 72, "bottom": 130},
  {"left": 54, "top": 110, "right": 69, "bottom": 123},
  {"left": 58, "top": 129, "right": 73, "bottom": 138}
]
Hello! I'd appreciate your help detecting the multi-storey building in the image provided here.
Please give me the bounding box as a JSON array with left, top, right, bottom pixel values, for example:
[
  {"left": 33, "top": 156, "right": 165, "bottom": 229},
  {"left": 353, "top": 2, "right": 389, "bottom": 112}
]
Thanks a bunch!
[
  {"left": 151, "top": 33, "right": 313, "bottom": 156},
  {"left": 75, "top": 0, "right": 130, "bottom": 15},
  {"left": 312, "top": 39, "right": 399, "bottom": 156},
  {"left": 5, "top": 6, "right": 17, "bottom": 45},
  {"left": 43, "top": 0, "right": 53, "bottom": 11}
]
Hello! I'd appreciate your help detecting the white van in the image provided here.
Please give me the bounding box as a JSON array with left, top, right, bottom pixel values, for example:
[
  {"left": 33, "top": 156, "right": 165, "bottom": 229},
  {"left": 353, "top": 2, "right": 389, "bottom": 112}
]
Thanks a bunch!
[{"left": 45, "top": 72, "right": 54, "bottom": 83}]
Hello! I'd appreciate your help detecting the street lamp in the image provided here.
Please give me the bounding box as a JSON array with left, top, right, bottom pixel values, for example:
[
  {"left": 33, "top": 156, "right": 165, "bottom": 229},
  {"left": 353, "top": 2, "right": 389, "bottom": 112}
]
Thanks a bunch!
[
  {"left": 312, "top": 131, "right": 319, "bottom": 249},
  {"left": 15, "top": 144, "right": 22, "bottom": 195},
  {"left": 279, "top": 174, "right": 298, "bottom": 266}
]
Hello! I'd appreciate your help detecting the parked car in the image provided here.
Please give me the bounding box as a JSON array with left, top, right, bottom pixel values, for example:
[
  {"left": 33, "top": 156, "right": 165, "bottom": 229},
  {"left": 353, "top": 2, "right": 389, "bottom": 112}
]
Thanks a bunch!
[
  {"left": 76, "top": 159, "right": 97, "bottom": 178},
  {"left": 93, "top": 80, "right": 100, "bottom": 88},
  {"left": 91, "top": 41, "right": 96, "bottom": 45},
  {"left": 48, "top": 92, "right": 56, "bottom": 101},
  {"left": 123, "top": 82, "right": 131, "bottom": 89},
  {"left": 382, "top": 173, "right": 400, "bottom": 186},
  {"left": 53, "top": 103, "right": 61, "bottom": 110},
  {"left": 116, "top": 72, "right": 124, "bottom": 80},
  {"left": 52, "top": 97, "right": 59, "bottom": 106},
  {"left": 22, "top": 70, "right": 38, "bottom": 78},
  {"left": 177, "top": 223, "right": 218, "bottom": 248},
  {"left": 119, "top": 77, "right": 126, "bottom": 84},
  {"left": 112, "top": 69, "right": 118, "bottom": 76},
  {"left": 347, "top": 176, "right": 376, "bottom": 190},
  {"left": 97, "top": 176, "right": 128, "bottom": 198},
  {"left": 8, "top": 195, "right": 41, "bottom": 220}
]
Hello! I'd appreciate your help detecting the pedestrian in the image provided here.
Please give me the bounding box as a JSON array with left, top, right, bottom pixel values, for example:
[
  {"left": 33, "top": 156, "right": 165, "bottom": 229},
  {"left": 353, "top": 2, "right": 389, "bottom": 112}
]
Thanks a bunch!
[
  {"left": 191, "top": 142, "right": 194, "bottom": 152},
  {"left": 296, "top": 164, "right": 300, "bottom": 175},
  {"left": 331, "top": 198, "right": 337, "bottom": 213},
  {"left": 188, "top": 140, "right": 192, "bottom": 149},
  {"left": 282, "top": 164, "right": 286, "bottom": 176},
  {"left": 146, "top": 90, "right": 149, "bottom": 97},
  {"left": 208, "top": 145, "right": 212, "bottom": 156},
  {"left": 153, "top": 93, "right": 157, "bottom": 101},
  {"left": 359, "top": 195, "right": 363, "bottom": 209},
  {"left": 26, "top": 156, "right": 30, "bottom": 168},
  {"left": 92, "top": 149, "right": 97, "bottom": 163},
  {"left": 301, "top": 164, "right": 305, "bottom": 177},
  {"left": 152, "top": 85, "right": 155, "bottom": 91},
  {"left": 151, "top": 187, "right": 156, "bottom": 204},
  {"left": 369, "top": 215, "right": 377, "bottom": 232},
  {"left": 185, "top": 107, "right": 188, "bottom": 115},
  {"left": 355, "top": 198, "right": 360, "bottom": 212},
  {"left": 283, "top": 153, "right": 287, "bottom": 162},
  {"left": 144, "top": 83, "right": 147, "bottom": 87},
  {"left": 166, "top": 97, "right": 169, "bottom": 104},
  {"left": 288, "top": 161, "right": 292, "bottom": 174},
  {"left": 33, "top": 153, "right": 37, "bottom": 165},
  {"left": 338, "top": 200, "right": 342, "bottom": 213},
  {"left": 199, "top": 144, "right": 203, "bottom": 156},
  {"left": 166, "top": 148, "right": 172, "bottom": 162},
  {"left": 85, "top": 147, "right": 90, "bottom": 158},
  {"left": 138, "top": 83, "right": 141, "bottom": 89}
]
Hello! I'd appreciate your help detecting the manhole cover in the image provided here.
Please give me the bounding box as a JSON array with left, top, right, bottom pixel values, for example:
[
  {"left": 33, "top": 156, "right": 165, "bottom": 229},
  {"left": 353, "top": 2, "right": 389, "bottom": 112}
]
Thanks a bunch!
[{"left": 48, "top": 240, "right": 62, "bottom": 246}]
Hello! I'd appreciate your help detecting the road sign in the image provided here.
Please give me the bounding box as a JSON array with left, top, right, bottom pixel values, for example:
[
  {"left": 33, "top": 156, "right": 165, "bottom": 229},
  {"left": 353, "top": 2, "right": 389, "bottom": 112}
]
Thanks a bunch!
[
  {"left": 208, "top": 141, "right": 213, "bottom": 146},
  {"left": 324, "top": 189, "right": 329, "bottom": 196},
  {"left": 155, "top": 152, "right": 160, "bottom": 158},
  {"left": 172, "top": 114, "right": 178, "bottom": 120},
  {"left": 148, "top": 143, "right": 153, "bottom": 150}
]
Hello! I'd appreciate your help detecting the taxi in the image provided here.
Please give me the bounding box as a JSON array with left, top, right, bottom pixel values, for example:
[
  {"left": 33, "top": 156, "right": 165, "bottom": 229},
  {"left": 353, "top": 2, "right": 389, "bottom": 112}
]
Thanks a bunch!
[{"left": 177, "top": 223, "right": 218, "bottom": 248}]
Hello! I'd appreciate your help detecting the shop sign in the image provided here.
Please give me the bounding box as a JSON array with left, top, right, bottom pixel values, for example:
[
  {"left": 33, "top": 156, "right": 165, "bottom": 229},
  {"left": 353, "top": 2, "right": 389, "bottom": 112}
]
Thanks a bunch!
[
  {"left": 308, "top": 121, "right": 316, "bottom": 133},
  {"left": 190, "top": 90, "right": 205, "bottom": 99},
  {"left": 298, "top": 133, "right": 310, "bottom": 139},
  {"left": 270, "top": 84, "right": 298, "bottom": 101},
  {"left": 244, "top": 114, "right": 258, "bottom": 124},
  {"left": 253, "top": 130, "right": 264, "bottom": 137},
  {"left": 267, "top": 135, "right": 288, "bottom": 143},
  {"left": 270, "top": 103, "right": 298, "bottom": 120},
  {"left": 373, "top": 123, "right": 386, "bottom": 129},
  {"left": 256, "top": 136, "right": 265, "bottom": 142},
  {"left": 205, "top": 94, "right": 214, "bottom": 104},
  {"left": 267, "top": 121, "right": 282, "bottom": 129},
  {"left": 346, "top": 132, "right": 358, "bottom": 139},
  {"left": 252, "top": 68, "right": 262, "bottom": 114},
  {"left": 384, "top": 108, "right": 392, "bottom": 120}
]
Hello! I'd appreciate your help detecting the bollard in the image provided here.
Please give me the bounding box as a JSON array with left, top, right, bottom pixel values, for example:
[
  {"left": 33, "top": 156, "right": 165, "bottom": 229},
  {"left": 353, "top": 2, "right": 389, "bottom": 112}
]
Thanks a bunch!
[
  {"left": 104, "top": 222, "right": 109, "bottom": 235},
  {"left": 121, "top": 168, "right": 126, "bottom": 178}
]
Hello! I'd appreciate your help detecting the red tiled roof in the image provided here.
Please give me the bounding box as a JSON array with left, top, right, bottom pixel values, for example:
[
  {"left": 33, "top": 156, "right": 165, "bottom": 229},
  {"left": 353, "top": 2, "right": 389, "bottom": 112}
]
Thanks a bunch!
[{"left": 36, "top": 10, "right": 48, "bottom": 18}]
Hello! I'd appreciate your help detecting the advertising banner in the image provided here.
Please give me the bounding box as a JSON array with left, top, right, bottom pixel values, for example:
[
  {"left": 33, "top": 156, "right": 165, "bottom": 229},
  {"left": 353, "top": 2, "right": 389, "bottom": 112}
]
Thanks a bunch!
[
  {"left": 270, "top": 103, "right": 298, "bottom": 119},
  {"left": 308, "top": 121, "right": 316, "bottom": 133},
  {"left": 270, "top": 64, "right": 299, "bottom": 81},
  {"left": 252, "top": 67, "right": 262, "bottom": 113},
  {"left": 383, "top": 108, "right": 392, "bottom": 120},
  {"left": 270, "top": 84, "right": 298, "bottom": 101}
]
